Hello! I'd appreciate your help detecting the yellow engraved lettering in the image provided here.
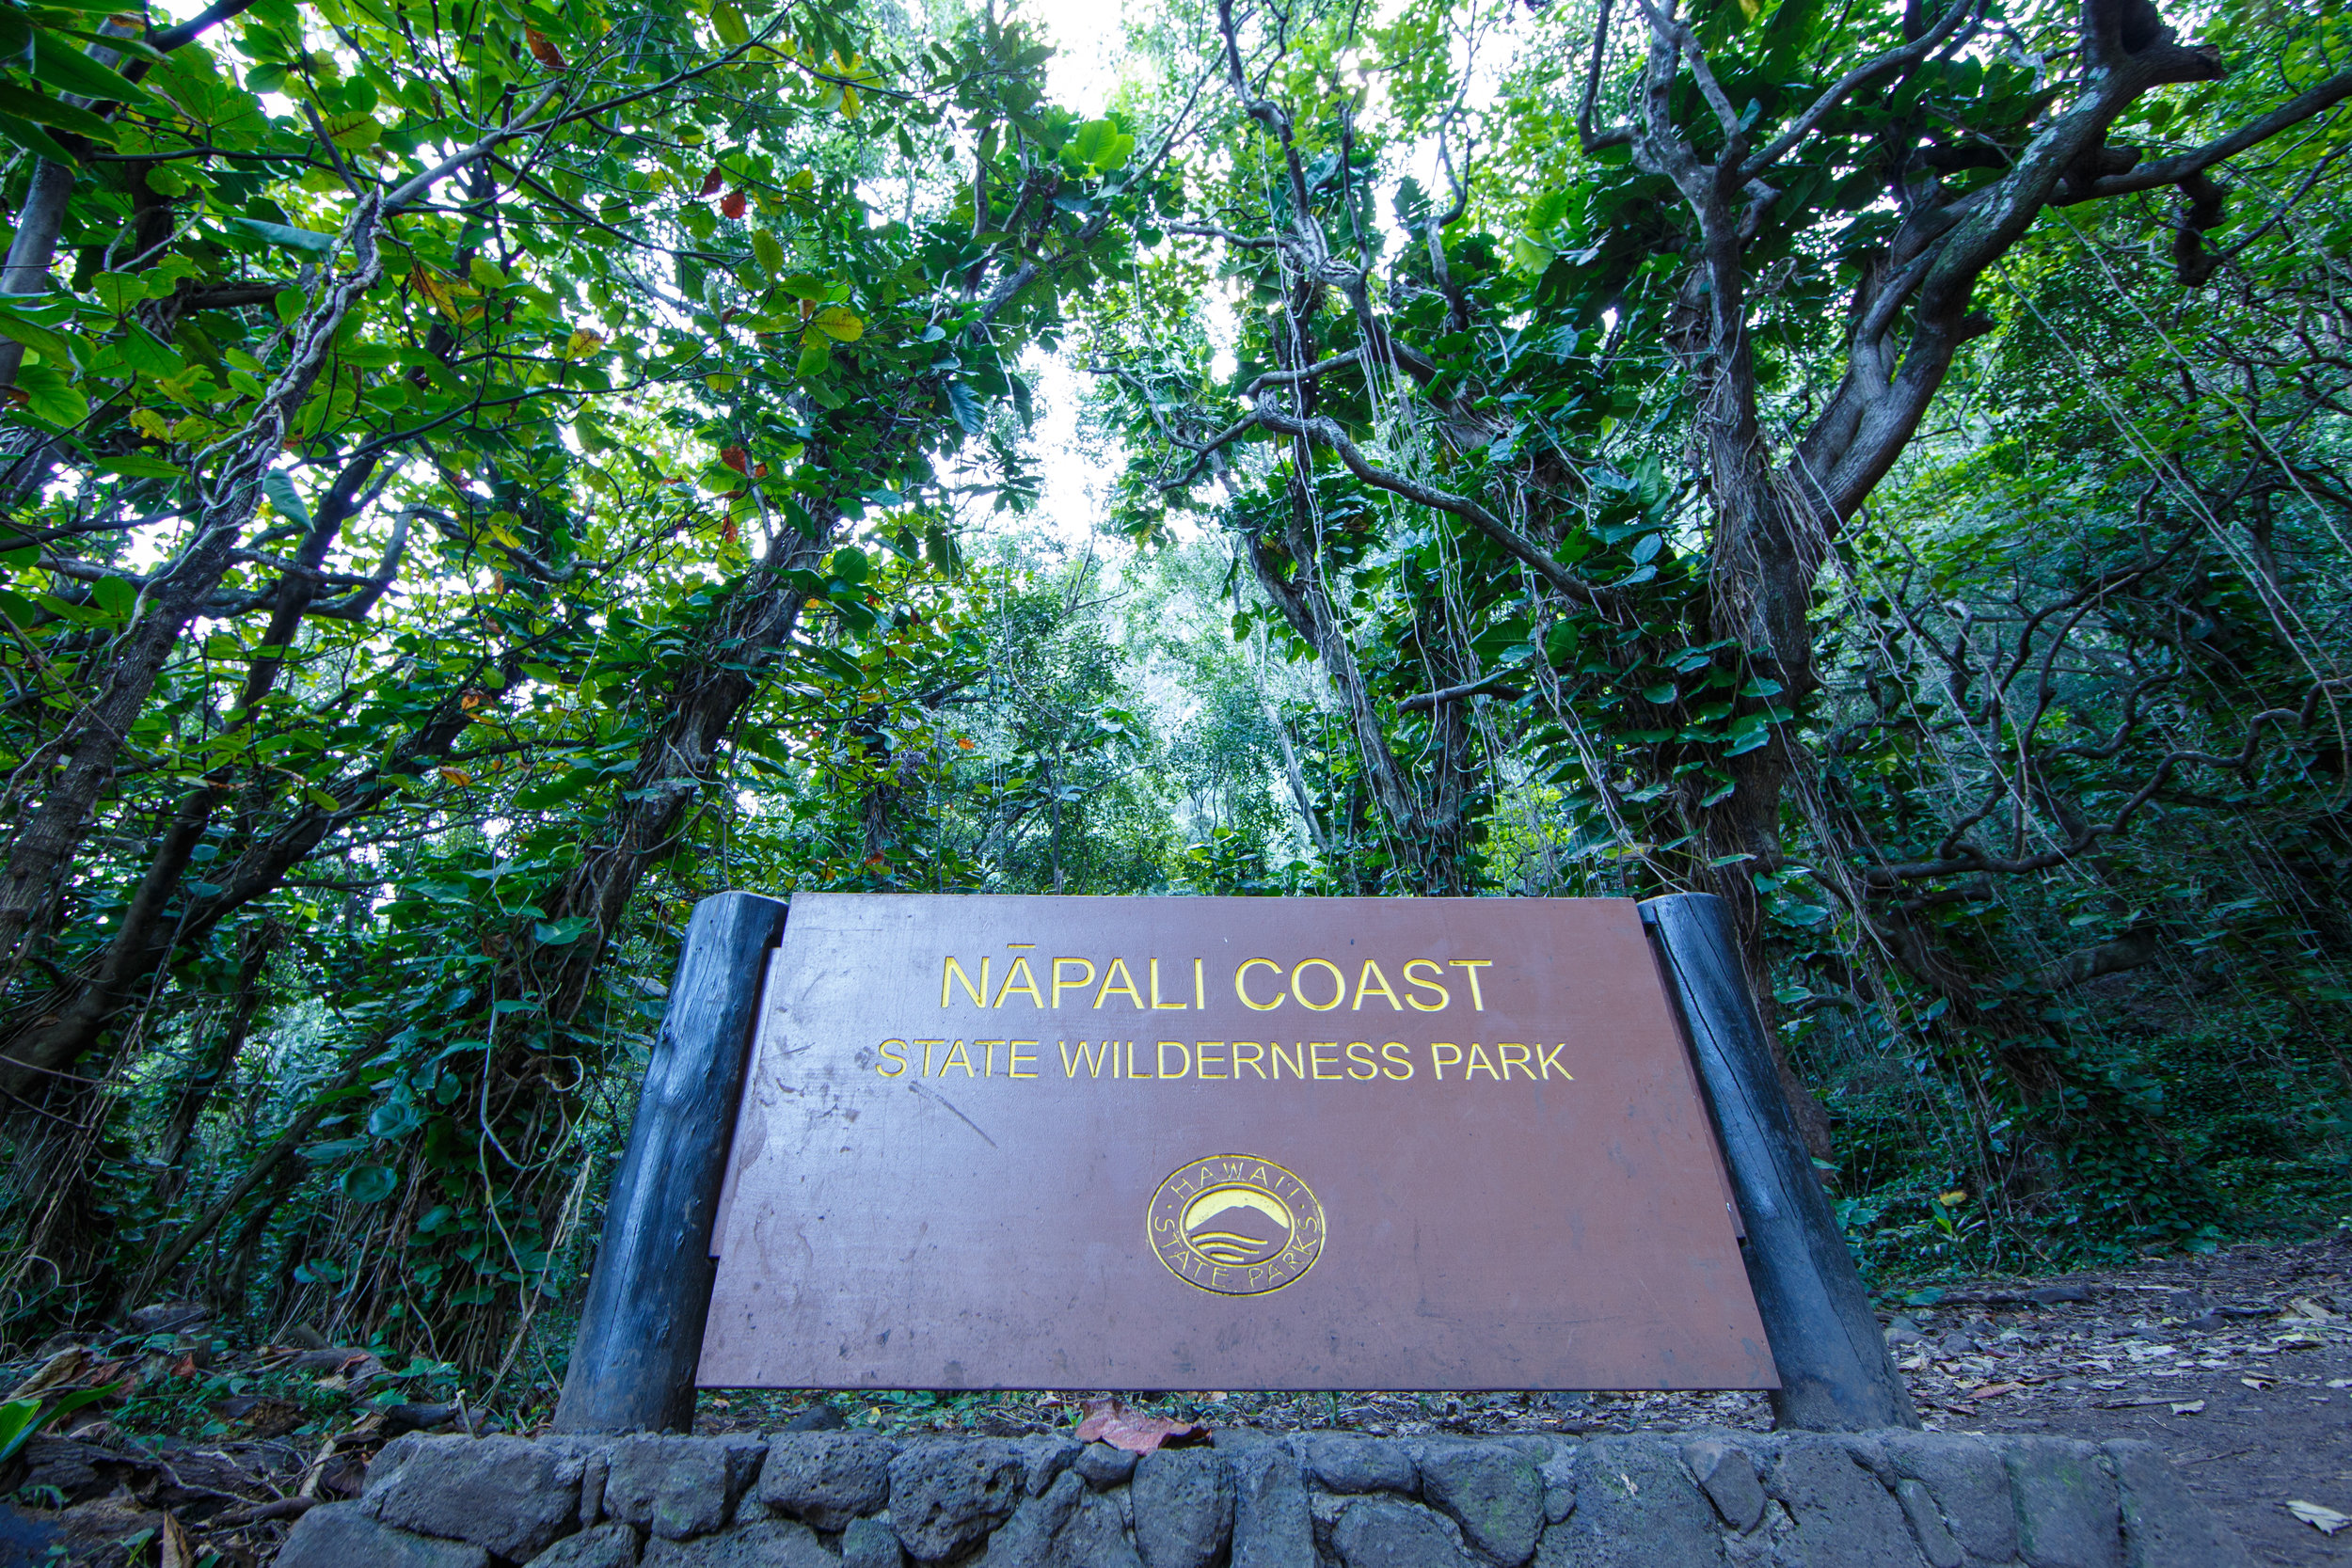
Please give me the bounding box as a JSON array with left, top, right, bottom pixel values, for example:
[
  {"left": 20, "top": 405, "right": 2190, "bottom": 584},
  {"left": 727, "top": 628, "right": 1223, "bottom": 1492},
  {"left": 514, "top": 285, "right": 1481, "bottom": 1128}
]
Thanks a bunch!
[
  {"left": 994, "top": 956, "right": 1043, "bottom": 1008},
  {"left": 1344, "top": 1042, "right": 1377, "bottom": 1081},
  {"left": 939, "top": 1039, "right": 977, "bottom": 1076},
  {"left": 1157, "top": 1041, "right": 1192, "bottom": 1079},
  {"left": 1126, "top": 1040, "right": 1153, "bottom": 1079},
  {"left": 1430, "top": 1042, "right": 1462, "bottom": 1081},
  {"left": 915, "top": 1038, "right": 945, "bottom": 1076},
  {"left": 1381, "top": 1042, "right": 1415, "bottom": 1080},
  {"left": 943, "top": 957, "right": 991, "bottom": 1007},
  {"left": 876, "top": 1039, "right": 910, "bottom": 1078},
  {"left": 1465, "top": 1042, "right": 1501, "bottom": 1080},
  {"left": 978, "top": 1039, "right": 1005, "bottom": 1077},
  {"left": 1537, "top": 1042, "right": 1573, "bottom": 1080},
  {"left": 1352, "top": 960, "right": 1403, "bottom": 1010},
  {"left": 1451, "top": 959, "right": 1492, "bottom": 1010},
  {"left": 1309, "top": 1042, "right": 1342, "bottom": 1081},
  {"left": 1151, "top": 958, "right": 1189, "bottom": 1010},
  {"left": 1498, "top": 1042, "right": 1534, "bottom": 1080},
  {"left": 1096, "top": 958, "right": 1145, "bottom": 1009},
  {"left": 1403, "top": 959, "right": 1451, "bottom": 1011},
  {"left": 1060, "top": 1039, "right": 1111, "bottom": 1077},
  {"left": 1194, "top": 958, "right": 1204, "bottom": 1009},
  {"left": 1291, "top": 958, "right": 1344, "bottom": 1011},
  {"left": 1236, "top": 958, "right": 1285, "bottom": 1010},
  {"left": 1233, "top": 1041, "right": 1267, "bottom": 1079},
  {"left": 1053, "top": 958, "right": 1096, "bottom": 1008},
  {"left": 1009, "top": 1041, "right": 1040, "bottom": 1078},
  {"left": 1271, "top": 1041, "right": 1306, "bottom": 1079},
  {"left": 1197, "top": 1042, "right": 1229, "bottom": 1080}
]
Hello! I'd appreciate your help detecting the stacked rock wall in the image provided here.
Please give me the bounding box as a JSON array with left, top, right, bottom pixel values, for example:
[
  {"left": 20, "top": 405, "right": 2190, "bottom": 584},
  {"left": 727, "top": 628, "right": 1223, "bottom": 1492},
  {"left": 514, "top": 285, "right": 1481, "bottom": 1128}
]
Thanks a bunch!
[{"left": 278, "top": 1427, "right": 2250, "bottom": 1567}]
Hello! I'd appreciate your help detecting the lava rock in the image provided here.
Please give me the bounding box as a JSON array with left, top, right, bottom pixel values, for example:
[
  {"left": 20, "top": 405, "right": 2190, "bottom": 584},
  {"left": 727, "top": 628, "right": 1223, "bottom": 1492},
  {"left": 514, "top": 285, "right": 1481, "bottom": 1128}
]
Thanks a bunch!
[
  {"left": 1682, "top": 1438, "right": 1764, "bottom": 1534},
  {"left": 1882, "top": 1431, "right": 2018, "bottom": 1565},
  {"left": 2105, "top": 1442, "right": 2253, "bottom": 1568},
  {"left": 1330, "top": 1497, "right": 1479, "bottom": 1568},
  {"left": 1073, "top": 1442, "right": 1139, "bottom": 1489},
  {"left": 605, "top": 1434, "right": 768, "bottom": 1542},
  {"left": 1301, "top": 1433, "right": 1415, "bottom": 1496},
  {"left": 2003, "top": 1436, "right": 2122, "bottom": 1568},
  {"left": 1417, "top": 1443, "right": 1542, "bottom": 1565},
  {"left": 368, "top": 1435, "right": 583, "bottom": 1562},
  {"left": 524, "top": 1523, "right": 641, "bottom": 1568},
  {"left": 642, "top": 1520, "right": 833, "bottom": 1567},
  {"left": 758, "top": 1433, "right": 898, "bottom": 1531},
  {"left": 278, "top": 1503, "right": 490, "bottom": 1568},
  {"left": 1132, "top": 1447, "right": 1233, "bottom": 1568},
  {"left": 887, "top": 1439, "right": 1025, "bottom": 1562},
  {"left": 1229, "top": 1442, "right": 1314, "bottom": 1568},
  {"left": 843, "top": 1516, "right": 907, "bottom": 1568}
]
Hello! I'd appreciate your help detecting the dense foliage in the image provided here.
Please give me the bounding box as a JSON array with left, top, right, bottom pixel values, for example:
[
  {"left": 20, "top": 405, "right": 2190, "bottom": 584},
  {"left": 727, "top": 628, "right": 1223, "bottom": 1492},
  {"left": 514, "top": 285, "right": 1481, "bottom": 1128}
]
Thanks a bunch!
[{"left": 0, "top": 0, "right": 2344, "bottom": 1418}]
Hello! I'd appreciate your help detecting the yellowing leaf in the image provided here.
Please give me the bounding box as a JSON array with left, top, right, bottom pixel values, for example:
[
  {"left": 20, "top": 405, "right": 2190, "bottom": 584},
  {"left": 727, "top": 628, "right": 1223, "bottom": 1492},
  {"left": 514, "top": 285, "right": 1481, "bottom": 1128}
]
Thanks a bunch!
[
  {"left": 319, "top": 110, "right": 381, "bottom": 150},
  {"left": 438, "top": 767, "right": 473, "bottom": 785},
  {"left": 564, "top": 328, "right": 607, "bottom": 358},
  {"left": 130, "top": 408, "right": 171, "bottom": 440},
  {"left": 811, "top": 306, "right": 862, "bottom": 341}
]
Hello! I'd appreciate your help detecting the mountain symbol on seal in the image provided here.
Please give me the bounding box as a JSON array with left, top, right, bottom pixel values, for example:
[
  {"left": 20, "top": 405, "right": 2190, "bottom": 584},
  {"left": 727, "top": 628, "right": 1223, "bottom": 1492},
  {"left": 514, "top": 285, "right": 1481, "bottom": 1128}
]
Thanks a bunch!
[{"left": 1182, "top": 1184, "right": 1293, "bottom": 1268}]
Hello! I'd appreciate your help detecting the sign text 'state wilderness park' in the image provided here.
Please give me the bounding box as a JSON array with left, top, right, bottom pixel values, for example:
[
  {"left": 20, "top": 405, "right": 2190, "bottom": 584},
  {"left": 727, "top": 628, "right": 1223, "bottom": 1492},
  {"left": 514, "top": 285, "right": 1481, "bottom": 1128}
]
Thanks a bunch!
[{"left": 698, "top": 895, "right": 1777, "bottom": 1392}]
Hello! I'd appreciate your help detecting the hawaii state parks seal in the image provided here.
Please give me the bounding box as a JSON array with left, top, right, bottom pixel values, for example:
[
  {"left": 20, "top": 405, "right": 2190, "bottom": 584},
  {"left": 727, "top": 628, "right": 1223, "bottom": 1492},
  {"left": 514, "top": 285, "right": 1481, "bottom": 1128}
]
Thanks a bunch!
[{"left": 1148, "top": 1154, "right": 1324, "bottom": 1296}]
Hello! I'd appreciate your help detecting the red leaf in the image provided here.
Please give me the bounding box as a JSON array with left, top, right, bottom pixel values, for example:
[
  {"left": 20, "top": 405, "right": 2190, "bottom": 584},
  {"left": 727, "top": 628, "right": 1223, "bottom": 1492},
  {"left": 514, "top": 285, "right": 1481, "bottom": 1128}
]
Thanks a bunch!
[
  {"left": 700, "top": 166, "right": 724, "bottom": 197},
  {"left": 720, "top": 190, "right": 747, "bottom": 219},
  {"left": 1073, "top": 1399, "right": 1207, "bottom": 1455},
  {"left": 720, "top": 445, "right": 749, "bottom": 473},
  {"left": 524, "top": 25, "right": 568, "bottom": 69},
  {"left": 721, "top": 515, "right": 739, "bottom": 544}
]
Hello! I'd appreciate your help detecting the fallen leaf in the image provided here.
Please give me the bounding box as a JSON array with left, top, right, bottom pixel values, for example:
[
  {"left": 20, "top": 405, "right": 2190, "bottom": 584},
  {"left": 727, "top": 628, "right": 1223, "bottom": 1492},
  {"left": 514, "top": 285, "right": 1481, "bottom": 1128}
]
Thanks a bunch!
[
  {"left": 158, "top": 1513, "right": 195, "bottom": 1568},
  {"left": 6, "top": 1347, "right": 89, "bottom": 1402},
  {"left": 1966, "top": 1383, "right": 2023, "bottom": 1401},
  {"left": 2288, "top": 1500, "right": 2350, "bottom": 1535},
  {"left": 1073, "top": 1398, "right": 1206, "bottom": 1455},
  {"left": 2242, "top": 1375, "right": 2275, "bottom": 1389},
  {"left": 2281, "top": 1296, "right": 2337, "bottom": 1323},
  {"left": 2169, "top": 1401, "right": 2204, "bottom": 1415}
]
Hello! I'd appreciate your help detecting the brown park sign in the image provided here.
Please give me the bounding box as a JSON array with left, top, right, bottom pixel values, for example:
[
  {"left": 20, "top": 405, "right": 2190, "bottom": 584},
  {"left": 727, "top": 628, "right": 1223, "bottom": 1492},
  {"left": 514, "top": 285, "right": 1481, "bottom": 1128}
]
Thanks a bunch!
[{"left": 697, "top": 894, "right": 1777, "bottom": 1392}]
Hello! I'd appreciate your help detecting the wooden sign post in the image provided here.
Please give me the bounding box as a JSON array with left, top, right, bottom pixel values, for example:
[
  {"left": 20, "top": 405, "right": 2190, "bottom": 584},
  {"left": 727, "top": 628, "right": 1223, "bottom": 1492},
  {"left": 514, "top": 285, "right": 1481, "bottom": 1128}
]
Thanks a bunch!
[{"left": 552, "top": 891, "right": 1914, "bottom": 1434}]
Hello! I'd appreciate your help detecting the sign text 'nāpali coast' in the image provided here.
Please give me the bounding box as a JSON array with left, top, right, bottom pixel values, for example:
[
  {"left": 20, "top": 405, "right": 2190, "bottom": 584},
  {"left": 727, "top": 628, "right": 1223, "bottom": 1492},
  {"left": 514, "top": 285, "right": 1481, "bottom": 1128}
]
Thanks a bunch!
[{"left": 699, "top": 895, "right": 1776, "bottom": 1391}]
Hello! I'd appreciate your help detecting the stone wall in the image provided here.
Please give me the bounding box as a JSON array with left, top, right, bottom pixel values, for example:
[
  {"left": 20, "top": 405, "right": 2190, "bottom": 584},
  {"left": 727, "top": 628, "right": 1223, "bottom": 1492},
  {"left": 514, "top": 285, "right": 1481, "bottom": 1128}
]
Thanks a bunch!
[{"left": 278, "top": 1427, "right": 2250, "bottom": 1568}]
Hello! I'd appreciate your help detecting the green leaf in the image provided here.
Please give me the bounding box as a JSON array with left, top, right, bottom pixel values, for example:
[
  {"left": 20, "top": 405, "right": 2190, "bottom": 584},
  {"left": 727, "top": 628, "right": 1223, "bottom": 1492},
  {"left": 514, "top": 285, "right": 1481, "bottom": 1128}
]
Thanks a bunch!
[
  {"left": 0, "top": 112, "right": 71, "bottom": 166},
  {"left": 532, "top": 915, "right": 593, "bottom": 945},
  {"left": 93, "top": 453, "right": 183, "bottom": 479},
  {"left": 230, "top": 216, "right": 339, "bottom": 255},
  {"left": 89, "top": 576, "right": 135, "bottom": 618},
  {"left": 30, "top": 33, "right": 160, "bottom": 110},
  {"left": 1070, "top": 118, "right": 1134, "bottom": 173},
  {"left": 12, "top": 359, "right": 85, "bottom": 426},
  {"left": 830, "top": 546, "right": 869, "bottom": 584},
  {"left": 341, "top": 1164, "right": 400, "bottom": 1202},
  {"left": 796, "top": 336, "right": 831, "bottom": 377},
  {"left": 710, "top": 2, "right": 750, "bottom": 47},
  {"left": 262, "top": 469, "right": 310, "bottom": 525},
  {"left": 0, "top": 80, "right": 117, "bottom": 141},
  {"left": 749, "top": 228, "right": 784, "bottom": 278},
  {"left": 0, "top": 303, "right": 75, "bottom": 366},
  {"left": 319, "top": 109, "right": 381, "bottom": 150}
]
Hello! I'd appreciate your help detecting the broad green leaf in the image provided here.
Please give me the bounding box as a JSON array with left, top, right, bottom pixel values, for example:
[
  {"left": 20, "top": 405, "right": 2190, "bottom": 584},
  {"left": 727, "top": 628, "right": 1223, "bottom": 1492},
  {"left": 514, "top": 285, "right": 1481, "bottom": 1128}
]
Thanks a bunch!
[
  {"left": 262, "top": 469, "right": 310, "bottom": 526},
  {"left": 319, "top": 109, "right": 381, "bottom": 150},
  {"left": 710, "top": 2, "right": 750, "bottom": 47},
  {"left": 29, "top": 34, "right": 160, "bottom": 110},
  {"left": 0, "top": 79, "right": 116, "bottom": 140},
  {"left": 0, "top": 305, "right": 75, "bottom": 366},
  {"left": 230, "top": 216, "right": 339, "bottom": 255},
  {"left": 0, "top": 112, "right": 71, "bottom": 165},
  {"left": 12, "top": 359, "right": 86, "bottom": 426},
  {"left": 342, "top": 1164, "right": 400, "bottom": 1202},
  {"left": 750, "top": 229, "right": 785, "bottom": 277}
]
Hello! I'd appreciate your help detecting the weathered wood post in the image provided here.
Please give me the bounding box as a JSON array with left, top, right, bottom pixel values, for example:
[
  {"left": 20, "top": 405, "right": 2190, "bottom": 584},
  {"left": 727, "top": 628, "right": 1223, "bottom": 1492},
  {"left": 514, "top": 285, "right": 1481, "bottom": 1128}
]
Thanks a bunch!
[
  {"left": 1641, "top": 892, "right": 1920, "bottom": 1432},
  {"left": 552, "top": 890, "right": 787, "bottom": 1433}
]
